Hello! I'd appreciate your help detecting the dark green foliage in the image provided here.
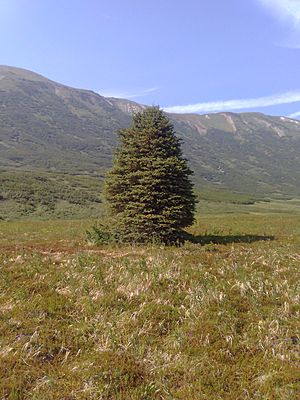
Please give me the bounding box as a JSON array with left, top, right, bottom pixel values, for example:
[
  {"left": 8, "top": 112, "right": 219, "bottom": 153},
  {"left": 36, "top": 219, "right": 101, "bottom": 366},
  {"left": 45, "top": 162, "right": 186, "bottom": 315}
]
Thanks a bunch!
[
  {"left": 104, "top": 107, "right": 196, "bottom": 244},
  {"left": 86, "top": 222, "right": 121, "bottom": 245}
]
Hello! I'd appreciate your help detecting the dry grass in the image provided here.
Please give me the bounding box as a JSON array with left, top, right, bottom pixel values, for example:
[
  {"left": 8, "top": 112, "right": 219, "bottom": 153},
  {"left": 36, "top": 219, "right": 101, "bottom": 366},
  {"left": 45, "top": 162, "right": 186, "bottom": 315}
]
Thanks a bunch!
[{"left": 0, "top": 211, "right": 300, "bottom": 399}]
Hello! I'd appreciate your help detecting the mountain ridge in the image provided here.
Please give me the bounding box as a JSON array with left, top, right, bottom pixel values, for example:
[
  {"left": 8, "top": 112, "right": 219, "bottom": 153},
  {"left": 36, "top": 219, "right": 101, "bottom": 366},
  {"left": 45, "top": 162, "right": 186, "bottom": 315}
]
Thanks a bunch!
[{"left": 1, "top": 65, "right": 300, "bottom": 196}]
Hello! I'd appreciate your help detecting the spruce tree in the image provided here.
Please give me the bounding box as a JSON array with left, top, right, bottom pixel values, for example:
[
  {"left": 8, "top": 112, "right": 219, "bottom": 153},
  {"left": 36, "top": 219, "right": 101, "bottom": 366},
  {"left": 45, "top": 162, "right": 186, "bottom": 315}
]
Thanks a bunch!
[{"left": 104, "top": 106, "right": 196, "bottom": 244}]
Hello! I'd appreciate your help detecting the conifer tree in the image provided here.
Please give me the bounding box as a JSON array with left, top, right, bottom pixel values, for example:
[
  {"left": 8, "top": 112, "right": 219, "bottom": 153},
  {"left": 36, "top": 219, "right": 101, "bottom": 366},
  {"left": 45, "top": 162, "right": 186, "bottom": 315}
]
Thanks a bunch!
[{"left": 104, "top": 106, "right": 196, "bottom": 244}]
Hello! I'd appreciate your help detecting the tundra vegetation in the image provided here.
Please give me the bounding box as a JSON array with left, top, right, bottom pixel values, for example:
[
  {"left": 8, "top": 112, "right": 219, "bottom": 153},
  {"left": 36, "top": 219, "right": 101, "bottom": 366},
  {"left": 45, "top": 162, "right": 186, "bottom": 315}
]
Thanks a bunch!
[{"left": 1, "top": 199, "right": 300, "bottom": 399}]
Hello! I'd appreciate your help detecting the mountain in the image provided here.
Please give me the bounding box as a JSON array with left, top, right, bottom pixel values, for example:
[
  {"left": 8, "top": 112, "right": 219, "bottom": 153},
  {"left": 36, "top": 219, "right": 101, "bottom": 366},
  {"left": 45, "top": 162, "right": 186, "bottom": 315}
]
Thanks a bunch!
[
  {"left": 0, "top": 65, "right": 133, "bottom": 176},
  {"left": 1, "top": 65, "right": 300, "bottom": 196}
]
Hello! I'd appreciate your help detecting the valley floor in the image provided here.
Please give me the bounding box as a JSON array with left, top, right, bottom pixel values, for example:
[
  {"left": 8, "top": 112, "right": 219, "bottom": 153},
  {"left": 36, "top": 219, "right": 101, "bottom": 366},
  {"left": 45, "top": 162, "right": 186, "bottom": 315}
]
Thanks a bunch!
[{"left": 0, "top": 204, "right": 300, "bottom": 399}]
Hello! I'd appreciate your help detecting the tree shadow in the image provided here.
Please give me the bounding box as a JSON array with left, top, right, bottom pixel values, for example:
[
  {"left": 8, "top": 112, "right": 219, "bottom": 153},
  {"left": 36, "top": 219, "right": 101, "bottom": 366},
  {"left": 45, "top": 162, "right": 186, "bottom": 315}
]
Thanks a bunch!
[{"left": 184, "top": 233, "right": 275, "bottom": 245}]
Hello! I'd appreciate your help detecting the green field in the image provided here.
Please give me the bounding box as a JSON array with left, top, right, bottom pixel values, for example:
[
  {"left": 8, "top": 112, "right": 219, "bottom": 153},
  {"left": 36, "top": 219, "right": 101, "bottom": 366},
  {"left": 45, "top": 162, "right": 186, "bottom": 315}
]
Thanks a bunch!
[{"left": 1, "top": 201, "right": 300, "bottom": 399}]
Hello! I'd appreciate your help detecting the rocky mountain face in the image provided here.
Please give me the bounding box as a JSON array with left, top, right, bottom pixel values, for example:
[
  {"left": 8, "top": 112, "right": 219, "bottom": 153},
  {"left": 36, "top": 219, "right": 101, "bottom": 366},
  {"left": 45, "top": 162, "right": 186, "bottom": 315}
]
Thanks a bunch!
[{"left": 1, "top": 65, "right": 300, "bottom": 195}]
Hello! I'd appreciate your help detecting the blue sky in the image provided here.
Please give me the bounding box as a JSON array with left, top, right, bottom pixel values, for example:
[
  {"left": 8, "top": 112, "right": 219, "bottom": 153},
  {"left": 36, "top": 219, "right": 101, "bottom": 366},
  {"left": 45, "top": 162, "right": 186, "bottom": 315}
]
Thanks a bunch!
[{"left": 1, "top": 0, "right": 300, "bottom": 117}]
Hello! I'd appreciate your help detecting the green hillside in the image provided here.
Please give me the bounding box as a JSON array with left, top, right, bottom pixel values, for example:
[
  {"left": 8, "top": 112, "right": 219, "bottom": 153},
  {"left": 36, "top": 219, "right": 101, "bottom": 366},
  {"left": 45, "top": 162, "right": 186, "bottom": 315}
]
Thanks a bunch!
[
  {"left": 0, "top": 66, "right": 130, "bottom": 174},
  {"left": 1, "top": 65, "right": 300, "bottom": 200}
]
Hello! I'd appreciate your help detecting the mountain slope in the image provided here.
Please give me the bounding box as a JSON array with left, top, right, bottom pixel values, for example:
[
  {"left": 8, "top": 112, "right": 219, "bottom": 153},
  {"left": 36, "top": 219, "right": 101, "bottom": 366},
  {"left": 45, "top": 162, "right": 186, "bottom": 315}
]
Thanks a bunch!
[
  {"left": 1, "top": 65, "right": 300, "bottom": 195},
  {"left": 0, "top": 66, "right": 131, "bottom": 175}
]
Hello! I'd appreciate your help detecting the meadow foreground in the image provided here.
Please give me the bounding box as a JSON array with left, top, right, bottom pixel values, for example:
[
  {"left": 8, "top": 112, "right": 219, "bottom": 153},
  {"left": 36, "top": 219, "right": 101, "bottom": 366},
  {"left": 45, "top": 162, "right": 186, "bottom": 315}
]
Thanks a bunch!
[{"left": 0, "top": 207, "right": 300, "bottom": 399}]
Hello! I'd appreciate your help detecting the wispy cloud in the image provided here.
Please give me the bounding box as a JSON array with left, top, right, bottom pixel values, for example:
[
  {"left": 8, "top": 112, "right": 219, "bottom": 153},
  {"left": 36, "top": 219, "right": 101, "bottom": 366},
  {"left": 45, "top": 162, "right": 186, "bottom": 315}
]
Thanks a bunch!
[
  {"left": 257, "top": 0, "right": 300, "bottom": 26},
  {"left": 99, "top": 87, "right": 159, "bottom": 99},
  {"left": 257, "top": 0, "right": 300, "bottom": 47},
  {"left": 164, "top": 91, "right": 300, "bottom": 114},
  {"left": 288, "top": 110, "right": 300, "bottom": 118}
]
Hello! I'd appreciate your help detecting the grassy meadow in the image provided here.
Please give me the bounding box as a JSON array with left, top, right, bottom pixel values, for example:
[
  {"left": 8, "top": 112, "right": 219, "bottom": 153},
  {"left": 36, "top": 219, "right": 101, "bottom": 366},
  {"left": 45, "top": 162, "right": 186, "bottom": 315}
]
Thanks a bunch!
[{"left": 0, "top": 199, "right": 300, "bottom": 399}]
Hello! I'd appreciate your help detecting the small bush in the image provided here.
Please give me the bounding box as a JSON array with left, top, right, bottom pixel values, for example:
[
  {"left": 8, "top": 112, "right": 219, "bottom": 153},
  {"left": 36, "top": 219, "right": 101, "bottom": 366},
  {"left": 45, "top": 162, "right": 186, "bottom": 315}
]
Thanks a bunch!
[{"left": 86, "top": 222, "right": 121, "bottom": 245}]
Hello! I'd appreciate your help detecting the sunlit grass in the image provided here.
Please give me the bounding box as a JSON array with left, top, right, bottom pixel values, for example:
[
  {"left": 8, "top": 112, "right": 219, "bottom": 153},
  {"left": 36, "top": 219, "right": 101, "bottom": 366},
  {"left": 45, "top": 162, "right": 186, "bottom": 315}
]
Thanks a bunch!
[{"left": 0, "top": 205, "right": 300, "bottom": 399}]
